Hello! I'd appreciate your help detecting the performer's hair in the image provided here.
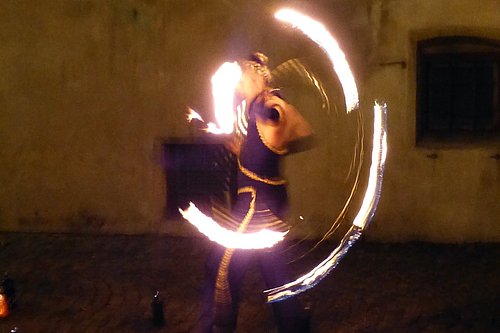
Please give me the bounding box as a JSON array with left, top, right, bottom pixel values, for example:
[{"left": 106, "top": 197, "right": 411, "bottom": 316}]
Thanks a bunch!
[
  {"left": 249, "top": 52, "right": 269, "bottom": 67},
  {"left": 243, "top": 52, "right": 271, "bottom": 83}
]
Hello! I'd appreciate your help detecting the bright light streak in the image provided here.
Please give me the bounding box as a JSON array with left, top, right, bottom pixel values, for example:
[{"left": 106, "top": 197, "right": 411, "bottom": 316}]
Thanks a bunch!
[
  {"left": 353, "top": 101, "right": 387, "bottom": 228},
  {"left": 187, "top": 108, "right": 204, "bottom": 122},
  {"left": 182, "top": 8, "right": 385, "bottom": 283},
  {"left": 275, "top": 8, "right": 359, "bottom": 113},
  {"left": 265, "top": 102, "right": 387, "bottom": 302},
  {"left": 205, "top": 122, "right": 228, "bottom": 135},
  {"left": 209, "top": 61, "right": 242, "bottom": 134},
  {"left": 179, "top": 202, "right": 288, "bottom": 249}
]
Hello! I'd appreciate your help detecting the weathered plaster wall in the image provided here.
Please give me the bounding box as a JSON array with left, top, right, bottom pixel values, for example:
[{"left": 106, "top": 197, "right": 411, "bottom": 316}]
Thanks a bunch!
[
  {"left": 365, "top": 0, "right": 500, "bottom": 242},
  {"left": 0, "top": 0, "right": 498, "bottom": 241}
]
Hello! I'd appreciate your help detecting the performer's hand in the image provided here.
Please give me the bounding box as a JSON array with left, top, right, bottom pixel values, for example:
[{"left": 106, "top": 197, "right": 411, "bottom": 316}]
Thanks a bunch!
[{"left": 225, "top": 135, "right": 242, "bottom": 156}]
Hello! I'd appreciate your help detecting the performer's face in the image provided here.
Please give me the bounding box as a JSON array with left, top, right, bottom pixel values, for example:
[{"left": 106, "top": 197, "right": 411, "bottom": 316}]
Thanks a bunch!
[{"left": 236, "top": 66, "right": 266, "bottom": 101}]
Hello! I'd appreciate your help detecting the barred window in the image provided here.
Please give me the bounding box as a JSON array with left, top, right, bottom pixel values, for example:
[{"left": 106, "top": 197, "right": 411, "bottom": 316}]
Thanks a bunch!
[
  {"left": 163, "top": 140, "right": 236, "bottom": 219},
  {"left": 416, "top": 36, "right": 500, "bottom": 144}
]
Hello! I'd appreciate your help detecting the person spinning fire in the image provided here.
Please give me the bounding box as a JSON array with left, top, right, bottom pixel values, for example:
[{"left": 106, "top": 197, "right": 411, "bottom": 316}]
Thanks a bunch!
[{"left": 194, "top": 52, "right": 312, "bottom": 333}]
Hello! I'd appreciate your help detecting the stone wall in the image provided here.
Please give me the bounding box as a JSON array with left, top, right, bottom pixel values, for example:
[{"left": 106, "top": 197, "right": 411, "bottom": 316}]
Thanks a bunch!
[{"left": 0, "top": 0, "right": 499, "bottom": 241}]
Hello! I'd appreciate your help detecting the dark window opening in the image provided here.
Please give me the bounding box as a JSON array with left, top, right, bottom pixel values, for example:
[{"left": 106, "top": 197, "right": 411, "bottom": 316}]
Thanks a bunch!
[
  {"left": 163, "top": 140, "right": 237, "bottom": 219},
  {"left": 416, "top": 36, "right": 500, "bottom": 144}
]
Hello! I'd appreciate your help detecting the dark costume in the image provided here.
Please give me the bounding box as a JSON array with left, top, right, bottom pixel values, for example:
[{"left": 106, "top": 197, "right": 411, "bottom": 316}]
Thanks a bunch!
[{"left": 194, "top": 91, "right": 309, "bottom": 333}]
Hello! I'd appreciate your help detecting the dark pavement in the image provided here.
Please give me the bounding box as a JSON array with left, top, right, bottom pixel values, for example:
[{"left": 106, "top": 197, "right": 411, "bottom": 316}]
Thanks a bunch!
[{"left": 0, "top": 232, "right": 498, "bottom": 333}]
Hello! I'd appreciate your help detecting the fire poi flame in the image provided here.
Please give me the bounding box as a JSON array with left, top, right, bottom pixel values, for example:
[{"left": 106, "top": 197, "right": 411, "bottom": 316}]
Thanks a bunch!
[
  {"left": 275, "top": 8, "right": 359, "bottom": 113},
  {"left": 179, "top": 203, "right": 287, "bottom": 249},
  {"left": 265, "top": 102, "right": 387, "bottom": 302},
  {"left": 182, "top": 62, "right": 284, "bottom": 249},
  {"left": 210, "top": 61, "right": 241, "bottom": 134},
  {"left": 262, "top": 8, "right": 387, "bottom": 303},
  {"left": 180, "top": 8, "right": 388, "bottom": 293},
  {"left": 187, "top": 108, "right": 204, "bottom": 122}
]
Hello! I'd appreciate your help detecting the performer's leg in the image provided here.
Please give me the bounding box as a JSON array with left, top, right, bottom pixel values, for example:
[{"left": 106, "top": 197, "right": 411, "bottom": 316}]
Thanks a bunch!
[
  {"left": 193, "top": 244, "right": 253, "bottom": 333},
  {"left": 193, "top": 244, "right": 225, "bottom": 333},
  {"left": 259, "top": 245, "right": 310, "bottom": 333},
  {"left": 213, "top": 248, "right": 253, "bottom": 332}
]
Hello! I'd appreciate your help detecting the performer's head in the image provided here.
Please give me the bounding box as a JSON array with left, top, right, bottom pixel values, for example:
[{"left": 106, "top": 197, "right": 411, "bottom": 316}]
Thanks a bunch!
[{"left": 237, "top": 52, "right": 271, "bottom": 101}]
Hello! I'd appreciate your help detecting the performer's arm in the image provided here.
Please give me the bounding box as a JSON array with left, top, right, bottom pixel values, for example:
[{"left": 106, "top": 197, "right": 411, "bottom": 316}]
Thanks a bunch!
[
  {"left": 260, "top": 94, "right": 312, "bottom": 150},
  {"left": 225, "top": 134, "right": 242, "bottom": 156}
]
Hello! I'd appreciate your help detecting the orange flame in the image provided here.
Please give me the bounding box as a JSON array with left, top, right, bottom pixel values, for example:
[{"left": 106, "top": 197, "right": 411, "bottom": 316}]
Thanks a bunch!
[
  {"left": 208, "top": 61, "right": 242, "bottom": 134},
  {"left": 275, "top": 8, "right": 359, "bottom": 113},
  {"left": 187, "top": 108, "right": 204, "bottom": 122},
  {"left": 179, "top": 203, "right": 287, "bottom": 249}
]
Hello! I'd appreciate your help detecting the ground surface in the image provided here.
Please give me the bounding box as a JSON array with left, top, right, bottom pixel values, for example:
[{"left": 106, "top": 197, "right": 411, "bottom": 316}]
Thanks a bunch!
[{"left": 0, "top": 232, "right": 498, "bottom": 333}]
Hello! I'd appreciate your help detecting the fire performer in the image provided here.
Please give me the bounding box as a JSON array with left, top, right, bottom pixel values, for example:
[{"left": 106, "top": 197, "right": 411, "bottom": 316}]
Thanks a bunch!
[{"left": 194, "top": 52, "right": 312, "bottom": 333}]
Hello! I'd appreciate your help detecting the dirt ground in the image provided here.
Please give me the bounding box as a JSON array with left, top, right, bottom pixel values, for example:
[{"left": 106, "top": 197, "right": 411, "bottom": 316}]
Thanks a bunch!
[{"left": 0, "top": 232, "right": 498, "bottom": 332}]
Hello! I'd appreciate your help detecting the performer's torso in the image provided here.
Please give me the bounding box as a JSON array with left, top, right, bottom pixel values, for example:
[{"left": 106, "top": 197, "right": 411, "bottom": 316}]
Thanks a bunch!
[{"left": 236, "top": 92, "right": 288, "bottom": 220}]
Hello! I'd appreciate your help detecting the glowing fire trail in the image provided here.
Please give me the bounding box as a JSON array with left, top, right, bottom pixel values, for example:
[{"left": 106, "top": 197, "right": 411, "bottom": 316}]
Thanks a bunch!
[
  {"left": 275, "top": 8, "right": 359, "bottom": 113},
  {"left": 265, "top": 102, "right": 388, "bottom": 302},
  {"left": 182, "top": 62, "right": 261, "bottom": 248},
  {"left": 208, "top": 61, "right": 242, "bottom": 134},
  {"left": 187, "top": 108, "right": 204, "bottom": 123},
  {"left": 182, "top": 8, "right": 385, "bottom": 258},
  {"left": 179, "top": 203, "right": 288, "bottom": 249},
  {"left": 187, "top": 62, "right": 244, "bottom": 136}
]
